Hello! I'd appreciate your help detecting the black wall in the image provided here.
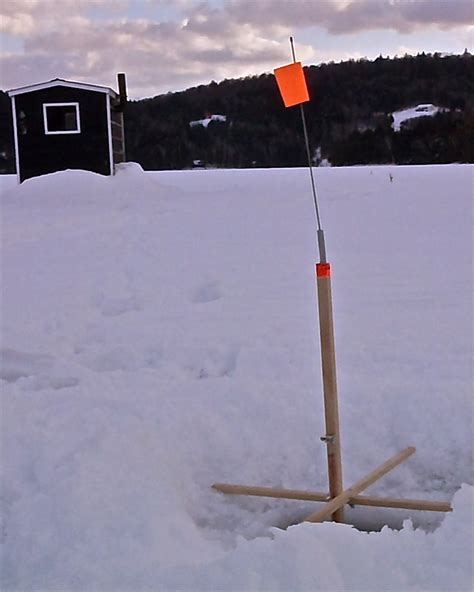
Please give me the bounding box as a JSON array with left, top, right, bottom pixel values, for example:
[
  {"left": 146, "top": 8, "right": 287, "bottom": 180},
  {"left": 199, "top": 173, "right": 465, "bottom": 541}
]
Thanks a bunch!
[{"left": 14, "top": 86, "right": 111, "bottom": 181}]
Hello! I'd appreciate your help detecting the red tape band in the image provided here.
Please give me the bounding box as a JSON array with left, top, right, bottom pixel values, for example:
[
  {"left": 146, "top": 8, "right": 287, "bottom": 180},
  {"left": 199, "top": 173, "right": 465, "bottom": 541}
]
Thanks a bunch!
[{"left": 316, "top": 263, "right": 331, "bottom": 278}]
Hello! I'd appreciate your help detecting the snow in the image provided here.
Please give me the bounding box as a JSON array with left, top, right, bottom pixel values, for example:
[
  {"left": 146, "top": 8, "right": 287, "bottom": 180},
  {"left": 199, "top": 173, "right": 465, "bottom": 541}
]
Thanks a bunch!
[
  {"left": 391, "top": 103, "right": 444, "bottom": 131},
  {"left": 190, "top": 114, "right": 227, "bottom": 128},
  {"left": 1, "top": 163, "right": 472, "bottom": 590},
  {"left": 313, "top": 146, "right": 331, "bottom": 167}
]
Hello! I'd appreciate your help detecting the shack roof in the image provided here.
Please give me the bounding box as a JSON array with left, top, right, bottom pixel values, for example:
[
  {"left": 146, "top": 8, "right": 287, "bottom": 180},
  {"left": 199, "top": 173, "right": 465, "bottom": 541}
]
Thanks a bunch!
[{"left": 7, "top": 78, "right": 118, "bottom": 99}]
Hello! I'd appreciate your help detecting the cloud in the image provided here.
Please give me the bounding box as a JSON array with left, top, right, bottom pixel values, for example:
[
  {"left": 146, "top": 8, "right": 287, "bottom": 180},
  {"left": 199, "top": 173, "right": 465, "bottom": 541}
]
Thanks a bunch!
[
  {"left": 326, "top": 0, "right": 473, "bottom": 34},
  {"left": 0, "top": 1, "right": 301, "bottom": 97},
  {"left": 0, "top": 0, "right": 471, "bottom": 98},
  {"left": 218, "top": 0, "right": 473, "bottom": 34}
]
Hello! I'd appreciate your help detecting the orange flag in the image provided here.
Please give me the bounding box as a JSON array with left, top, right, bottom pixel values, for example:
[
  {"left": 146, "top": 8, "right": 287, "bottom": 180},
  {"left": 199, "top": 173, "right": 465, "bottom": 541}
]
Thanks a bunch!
[{"left": 274, "top": 62, "right": 310, "bottom": 108}]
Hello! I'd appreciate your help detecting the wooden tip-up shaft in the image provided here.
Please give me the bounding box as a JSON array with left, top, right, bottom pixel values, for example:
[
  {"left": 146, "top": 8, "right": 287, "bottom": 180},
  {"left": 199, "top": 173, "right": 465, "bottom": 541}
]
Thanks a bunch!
[
  {"left": 316, "top": 261, "right": 344, "bottom": 522},
  {"left": 211, "top": 482, "right": 451, "bottom": 513},
  {"left": 305, "top": 447, "right": 416, "bottom": 523}
]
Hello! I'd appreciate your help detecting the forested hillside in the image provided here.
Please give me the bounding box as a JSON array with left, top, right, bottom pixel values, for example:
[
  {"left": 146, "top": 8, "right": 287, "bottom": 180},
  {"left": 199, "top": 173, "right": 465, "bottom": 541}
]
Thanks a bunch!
[{"left": 1, "top": 52, "right": 472, "bottom": 172}]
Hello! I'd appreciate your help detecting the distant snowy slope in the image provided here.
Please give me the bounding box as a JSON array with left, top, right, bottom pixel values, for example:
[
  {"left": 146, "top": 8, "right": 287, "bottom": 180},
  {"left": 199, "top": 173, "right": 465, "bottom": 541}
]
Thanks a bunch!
[
  {"left": 189, "top": 114, "right": 227, "bottom": 128},
  {"left": 1, "top": 164, "right": 472, "bottom": 591},
  {"left": 391, "top": 103, "right": 445, "bottom": 131}
]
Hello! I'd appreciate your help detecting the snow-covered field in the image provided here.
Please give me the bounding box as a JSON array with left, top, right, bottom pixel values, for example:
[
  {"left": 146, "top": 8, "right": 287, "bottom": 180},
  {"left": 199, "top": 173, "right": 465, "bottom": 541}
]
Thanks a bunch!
[{"left": 1, "top": 164, "right": 472, "bottom": 591}]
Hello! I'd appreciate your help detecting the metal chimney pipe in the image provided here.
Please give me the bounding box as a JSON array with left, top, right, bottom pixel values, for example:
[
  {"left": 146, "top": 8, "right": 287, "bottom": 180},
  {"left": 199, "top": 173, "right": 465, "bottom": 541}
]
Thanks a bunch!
[{"left": 117, "top": 73, "right": 127, "bottom": 111}]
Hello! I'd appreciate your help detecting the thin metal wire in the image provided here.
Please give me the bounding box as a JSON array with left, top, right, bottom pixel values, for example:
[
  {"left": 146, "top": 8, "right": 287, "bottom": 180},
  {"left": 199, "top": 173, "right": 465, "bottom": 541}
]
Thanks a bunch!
[
  {"left": 299, "top": 104, "right": 322, "bottom": 231},
  {"left": 289, "top": 37, "right": 323, "bottom": 232},
  {"left": 290, "top": 36, "right": 297, "bottom": 62}
]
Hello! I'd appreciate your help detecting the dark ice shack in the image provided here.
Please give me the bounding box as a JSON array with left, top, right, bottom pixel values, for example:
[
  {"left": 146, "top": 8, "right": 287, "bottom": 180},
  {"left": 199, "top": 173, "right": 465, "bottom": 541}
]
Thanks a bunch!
[{"left": 7, "top": 75, "right": 127, "bottom": 183}]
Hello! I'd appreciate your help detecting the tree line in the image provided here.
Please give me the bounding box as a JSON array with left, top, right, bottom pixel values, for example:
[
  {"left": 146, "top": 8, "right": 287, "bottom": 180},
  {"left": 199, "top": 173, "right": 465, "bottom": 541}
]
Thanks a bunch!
[{"left": 1, "top": 52, "right": 472, "bottom": 173}]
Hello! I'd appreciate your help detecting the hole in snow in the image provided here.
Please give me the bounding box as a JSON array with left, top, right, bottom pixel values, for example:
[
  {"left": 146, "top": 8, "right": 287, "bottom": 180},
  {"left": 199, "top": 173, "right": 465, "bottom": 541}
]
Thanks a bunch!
[
  {"left": 0, "top": 348, "right": 53, "bottom": 383},
  {"left": 191, "top": 281, "right": 223, "bottom": 304}
]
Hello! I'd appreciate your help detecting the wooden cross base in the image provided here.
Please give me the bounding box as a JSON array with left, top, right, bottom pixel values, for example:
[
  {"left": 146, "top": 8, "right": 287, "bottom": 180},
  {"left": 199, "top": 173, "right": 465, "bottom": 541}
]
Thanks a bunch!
[{"left": 213, "top": 446, "right": 452, "bottom": 523}]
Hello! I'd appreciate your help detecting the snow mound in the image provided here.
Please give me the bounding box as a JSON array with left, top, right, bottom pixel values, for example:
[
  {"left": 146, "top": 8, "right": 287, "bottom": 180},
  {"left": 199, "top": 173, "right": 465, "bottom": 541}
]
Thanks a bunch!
[
  {"left": 158, "top": 485, "right": 473, "bottom": 591},
  {"left": 115, "top": 161, "right": 145, "bottom": 175}
]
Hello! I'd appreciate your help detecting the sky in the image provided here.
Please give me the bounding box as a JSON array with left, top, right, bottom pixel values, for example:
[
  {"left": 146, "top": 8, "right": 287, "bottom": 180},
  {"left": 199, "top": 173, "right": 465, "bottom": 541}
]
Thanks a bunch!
[{"left": 1, "top": 0, "right": 473, "bottom": 99}]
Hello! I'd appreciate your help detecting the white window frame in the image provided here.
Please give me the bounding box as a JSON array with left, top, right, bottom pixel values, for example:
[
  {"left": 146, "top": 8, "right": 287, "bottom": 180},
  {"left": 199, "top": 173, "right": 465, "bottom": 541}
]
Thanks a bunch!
[{"left": 43, "top": 102, "right": 81, "bottom": 135}]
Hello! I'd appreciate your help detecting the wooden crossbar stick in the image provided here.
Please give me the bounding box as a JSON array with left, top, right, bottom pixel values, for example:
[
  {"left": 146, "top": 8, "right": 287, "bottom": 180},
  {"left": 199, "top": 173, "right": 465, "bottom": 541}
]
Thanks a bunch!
[
  {"left": 212, "top": 483, "right": 451, "bottom": 512},
  {"left": 305, "top": 447, "right": 416, "bottom": 523},
  {"left": 213, "top": 483, "right": 328, "bottom": 502}
]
